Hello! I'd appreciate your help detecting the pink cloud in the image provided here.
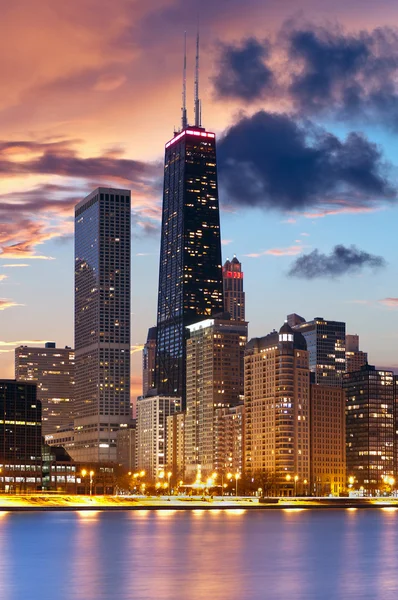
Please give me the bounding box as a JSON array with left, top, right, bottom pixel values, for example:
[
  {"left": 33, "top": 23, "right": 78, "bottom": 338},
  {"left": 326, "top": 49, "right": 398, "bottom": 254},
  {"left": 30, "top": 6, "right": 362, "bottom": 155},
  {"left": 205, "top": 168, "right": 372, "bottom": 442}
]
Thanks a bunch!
[
  {"left": 379, "top": 298, "right": 398, "bottom": 308},
  {"left": 245, "top": 244, "right": 304, "bottom": 258}
]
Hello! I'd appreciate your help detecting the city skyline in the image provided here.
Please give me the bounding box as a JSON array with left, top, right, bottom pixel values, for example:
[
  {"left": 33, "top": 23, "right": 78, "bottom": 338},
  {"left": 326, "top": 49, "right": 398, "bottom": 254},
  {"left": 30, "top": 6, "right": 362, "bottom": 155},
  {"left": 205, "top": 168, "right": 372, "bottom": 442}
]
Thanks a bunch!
[{"left": 2, "top": 1, "right": 398, "bottom": 403}]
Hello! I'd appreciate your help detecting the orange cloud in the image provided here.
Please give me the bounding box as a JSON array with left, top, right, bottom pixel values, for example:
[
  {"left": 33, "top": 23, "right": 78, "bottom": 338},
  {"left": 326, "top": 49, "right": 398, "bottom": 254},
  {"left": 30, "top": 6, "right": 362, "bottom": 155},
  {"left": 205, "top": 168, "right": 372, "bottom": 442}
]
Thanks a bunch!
[
  {"left": 245, "top": 245, "right": 304, "bottom": 258},
  {"left": 0, "top": 299, "right": 23, "bottom": 310},
  {"left": 0, "top": 275, "right": 7, "bottom": 281}
]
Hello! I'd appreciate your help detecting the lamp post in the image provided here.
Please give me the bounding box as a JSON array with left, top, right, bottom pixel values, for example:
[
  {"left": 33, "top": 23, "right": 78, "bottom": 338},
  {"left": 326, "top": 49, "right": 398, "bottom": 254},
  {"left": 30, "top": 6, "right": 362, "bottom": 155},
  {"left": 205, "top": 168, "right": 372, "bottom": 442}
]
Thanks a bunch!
[
  {"left": 235, "top": 473, "right": 240, "bottom": 497},
  {"left": 81, "top": 469, "right": 87, "bottom": 495},
  {"left": 294, "top": 475, "right": 299, "bottom": 497},
  {"left": 167, "top": 471, "right": 172, "bottom": 495},
  {"left": 89, "top": 470, "right": 94, "bottom": 496}
]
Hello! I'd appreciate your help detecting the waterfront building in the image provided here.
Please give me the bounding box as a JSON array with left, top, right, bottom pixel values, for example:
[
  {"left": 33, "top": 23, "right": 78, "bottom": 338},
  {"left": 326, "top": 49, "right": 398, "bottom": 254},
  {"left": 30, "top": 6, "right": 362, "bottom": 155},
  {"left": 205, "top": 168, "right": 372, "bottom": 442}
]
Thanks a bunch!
[
  {"left": 166, "top": 411, "right": 185, "bottom": 481},
  {"left": 185, "top": 315, "right": 248, "bottom": 478},
  {"left": 291, "top": 316, "right": 346, "bottom": 387},
  {"left": 74, "top": 187, "right": 131, "bottom": 463},
  {"left": 346, "top": 334, "right": 368, "bottom": 373},
  {"left": 136, "top": 395, "right": 178, "bottom": 480},
  {"left": 15, "top": 342, "right": 75, "bottom": 435},
  {"left": 244, "top": 323, "right": 310, "bottom": 495},
  {"left": 214, "top": 404, "right": 244, "bottom": 476},
  {"left": 222, "top": 256, "right": 245, "bottom": 321},
  {"left": 344, "top": 364, "right": 395, "bottom": 492},
  {"left": 142, "top": 327, "right": 157, "bottom": 397},
  {"left": 0, "top": 380, "right": 42, "bottom": 492},
  {"left": 310, "top": 384, "right": 346, "bottom": 496}
]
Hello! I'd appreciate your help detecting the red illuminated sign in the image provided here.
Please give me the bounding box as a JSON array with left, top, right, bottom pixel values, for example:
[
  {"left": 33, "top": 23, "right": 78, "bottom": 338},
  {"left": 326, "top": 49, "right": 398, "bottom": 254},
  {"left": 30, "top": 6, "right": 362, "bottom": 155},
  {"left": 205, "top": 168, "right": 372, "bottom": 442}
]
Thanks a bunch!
[
  {"left": 165, "top": 129, "right": 216, "bottom": 149},
  {"left": 224, "top": 271, "right": 243, "bottom": 279}
]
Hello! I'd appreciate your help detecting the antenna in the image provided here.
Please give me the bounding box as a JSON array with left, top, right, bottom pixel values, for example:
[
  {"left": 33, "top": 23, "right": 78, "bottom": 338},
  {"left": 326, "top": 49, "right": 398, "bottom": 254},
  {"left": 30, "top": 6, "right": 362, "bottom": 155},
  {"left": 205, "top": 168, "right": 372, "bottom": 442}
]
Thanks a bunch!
[
  {"left": 181, "top": 32, "right": 188, "bottom": 130},
  {"left": 194, "top": 23, "right": 201, "bottom": 127}
]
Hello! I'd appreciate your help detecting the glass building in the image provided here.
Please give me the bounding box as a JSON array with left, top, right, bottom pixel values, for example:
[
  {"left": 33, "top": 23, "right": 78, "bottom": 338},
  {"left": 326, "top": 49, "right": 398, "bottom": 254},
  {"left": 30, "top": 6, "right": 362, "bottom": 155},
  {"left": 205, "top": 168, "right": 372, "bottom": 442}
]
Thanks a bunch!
[
  {"left": 74, "top": 187, "right": 131, "bottom": 462},
  {"left": 155, "top": 127, "right": 224, "bottom": 405},
  {"left": 344, "top": 364, "right": 396, "bottom": 492}
]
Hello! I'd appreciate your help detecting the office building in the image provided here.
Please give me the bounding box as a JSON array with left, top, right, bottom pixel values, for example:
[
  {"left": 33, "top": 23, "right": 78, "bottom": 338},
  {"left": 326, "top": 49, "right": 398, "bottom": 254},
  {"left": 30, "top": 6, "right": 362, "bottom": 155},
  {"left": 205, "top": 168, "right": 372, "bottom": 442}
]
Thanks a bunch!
[
  {"left": 166, "top": 411, "right": 185, "bottom": 481},
  {"left": 142, "top": 327, "right": 157, "bottom": 396},
  {"left": 155, "top": 41, "right": 224, "bottom": 406},
  {"left": 291, "top": 316, "right": 346, "bottom": 387},
  {"left": 15, "top": 342, "right": 75, "bottom": 435},
  {"left": 344, "top": 364, "right": 395, "bottom": 492},
  {"left": 116, "top": 422, "right": 137, "bottom": 472},
  {"left": 214, "top": 404, "right": 244, "bottom": 475},
  {"left": 0, "top": 380, "right": 42, "bottom": 492},
  {"left": 185, "top": 315, "right": 248, "bottom": 478},
  {"left": 244, "top": 323, "right": 310, "bottom": 495},
  {"left": 310, "top": 384, "right": 346, "bottom": 496},
  {"left": 222, "top": 256, "right": 245, "bottom": 321},
  {"left": 346, "top": 334, "right": 368, "bottom": 373},
  {"left": 136, "top": 395, "right": 178, "bottom": 480},
  {"left": 74, "top": 187, "right": 131, "bottom": 462}
]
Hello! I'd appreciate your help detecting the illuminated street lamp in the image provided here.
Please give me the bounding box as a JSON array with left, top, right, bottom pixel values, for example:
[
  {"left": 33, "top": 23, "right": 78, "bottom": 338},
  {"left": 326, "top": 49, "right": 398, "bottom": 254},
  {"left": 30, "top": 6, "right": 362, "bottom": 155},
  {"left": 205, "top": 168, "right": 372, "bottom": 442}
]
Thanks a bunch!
[
  {"left": 294, "top": 475, "right": 299, "bottom": 497},
  {"left": 235, "top": 473, "right": 240, "bottom": 497},
  {"left": 89, "top": 470, "right": 94, "bottom": 496},
  {"left": 167, "top": 471, "right": 172, "bottom": 494},
  {"left": 81, "top": 469, "right": 87, "bottom": 495}
]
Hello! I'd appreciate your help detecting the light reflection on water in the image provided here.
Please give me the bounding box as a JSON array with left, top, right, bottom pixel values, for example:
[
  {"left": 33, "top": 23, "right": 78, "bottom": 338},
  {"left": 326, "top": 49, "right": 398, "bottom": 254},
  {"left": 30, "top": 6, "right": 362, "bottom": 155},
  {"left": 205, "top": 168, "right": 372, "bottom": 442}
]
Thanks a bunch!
[{"left": 0, "top": 509, "right": 398, "bottom": 600}]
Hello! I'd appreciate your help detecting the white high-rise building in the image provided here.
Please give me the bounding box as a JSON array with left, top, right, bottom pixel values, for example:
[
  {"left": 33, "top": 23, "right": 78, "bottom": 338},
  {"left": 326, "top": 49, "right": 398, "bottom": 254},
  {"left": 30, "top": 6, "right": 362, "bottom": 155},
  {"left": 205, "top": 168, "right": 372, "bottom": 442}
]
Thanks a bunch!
[{"left": 73, "top": 187, "right": 131, "bottom": 462}]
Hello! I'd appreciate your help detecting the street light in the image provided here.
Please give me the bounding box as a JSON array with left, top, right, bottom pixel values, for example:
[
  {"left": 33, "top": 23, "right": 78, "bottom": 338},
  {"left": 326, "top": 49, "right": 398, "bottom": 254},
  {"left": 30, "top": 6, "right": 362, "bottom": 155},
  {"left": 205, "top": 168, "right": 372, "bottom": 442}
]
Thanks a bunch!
[
  {"left": 167, "top": 471, "right": 172, "bottom": 495},
  {"left": 235, "top": 473, "right": 240, "bottom": 497},
  {"left": 81, "top": 469, "right": 87, "bottom": 495},
  {"left": 294, "top": 475, "right": 299, "bottom": 497},
  {"left": 89, "top": 470, "right": 94, "bottom": 496}
]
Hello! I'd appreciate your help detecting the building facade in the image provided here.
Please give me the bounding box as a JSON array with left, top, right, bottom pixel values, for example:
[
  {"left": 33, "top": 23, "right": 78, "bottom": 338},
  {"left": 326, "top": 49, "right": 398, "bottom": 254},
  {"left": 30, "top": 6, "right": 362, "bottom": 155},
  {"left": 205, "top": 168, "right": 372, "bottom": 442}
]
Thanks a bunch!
[
  {"left": 136, "top": 395, "right": 178, "bottom": 480},
  {"left": 185, "top": 316, "right": 248, "bottom": 479},
  {"left": 142, "top": 327, "right": 157, "bottom": 397},
  {"left": 15, "top": 342, "right": 75, "bottom": 435},
  {"left": 310, "top": 384, "right": 346, "bottom": 496},
  {"left": 214, "top": 404, "right": 244, "bottom": 476},
  {"left": 166, "top": 411, "right": 185, "bottom": 481},
  {"left": 74, "top": 187, "right": 131, "bottom": 462},
  {"left": 244, "top": 323, "right": 310, "bottom": 495},
  {"left": 222, "top": 256, "right": 245, "bottom": 321},
  {"left": 116, "top": 423, "right": 137, "bottom": 472},
  {"left": 346, "top": 334, "right": 368, "bottom": 373},
  {"left": 344, "top": 364, "right": 395, "bottom": 492},
  {"left": 155, "top": 126, "right": 224, "bottom": 406},
  {"left": 0, "top": 380, "right": 42, "bottom": 492},
  {"left": 292, "top": 317, "right": 346, "bottom": 387}
]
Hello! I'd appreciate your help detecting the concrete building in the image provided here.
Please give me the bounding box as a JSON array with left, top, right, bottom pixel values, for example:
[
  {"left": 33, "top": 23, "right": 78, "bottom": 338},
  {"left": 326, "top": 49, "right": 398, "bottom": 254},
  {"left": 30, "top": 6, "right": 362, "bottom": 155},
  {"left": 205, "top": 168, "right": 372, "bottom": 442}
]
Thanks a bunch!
[
  {"left": 142, "top": 327, "right": 157, "bottom": 397},
  {"left": 310, "top": 384, "right": 346, "bottom": 496},
  {"left": 346, "top": 334, "right": 368, "bottom": 373},
  {"left": 291, "top": 316, "right": 346, "bottom": 387},
  {"left": 15, "top": 342, "right": 75, "bottom": 435},
  {"left": 116, "top": 423, "right": 137, "bottom": 472},
  {"left": 74, "top": 187, "right": 131, "bottom": 462},
  {"left": 166, "top": 412, "right": 185, "bottom": 481},
  {"left": 222, "top": 256, "right": 245, "bottom": 321},
  {"left": 344, "top": 364, "right": 395, "bottom": 493},
  {"left": 184, "top": 315, "right": 248, "bottom": 479},
  {"left": 0, "top": 380, "right": 42, "bottom": 492},
  {"left": 136, "top": 395, "right": 178, "bottom": 480},
  {"left": 214, "top": 404, "right": 244, "bottom": 475},
  {"left": 244, "top": 323, "right": 310, "bottom": 495}
]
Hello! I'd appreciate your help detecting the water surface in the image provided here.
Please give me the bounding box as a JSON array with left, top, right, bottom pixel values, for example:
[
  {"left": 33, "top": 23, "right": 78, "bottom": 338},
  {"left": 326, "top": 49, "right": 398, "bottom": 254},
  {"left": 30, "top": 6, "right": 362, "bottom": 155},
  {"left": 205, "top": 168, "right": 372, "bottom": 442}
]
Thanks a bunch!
[{"left": 0, "top": 509, "right": 397, "bottom": 600}]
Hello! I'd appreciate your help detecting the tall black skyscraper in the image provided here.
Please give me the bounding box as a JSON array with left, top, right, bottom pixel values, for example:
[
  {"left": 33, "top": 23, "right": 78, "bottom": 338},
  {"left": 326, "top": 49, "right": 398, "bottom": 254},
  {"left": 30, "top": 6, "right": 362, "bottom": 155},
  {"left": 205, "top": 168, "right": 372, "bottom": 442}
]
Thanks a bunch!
[{"left": 155, "top": 34, "right": 224, "bottom": 405}]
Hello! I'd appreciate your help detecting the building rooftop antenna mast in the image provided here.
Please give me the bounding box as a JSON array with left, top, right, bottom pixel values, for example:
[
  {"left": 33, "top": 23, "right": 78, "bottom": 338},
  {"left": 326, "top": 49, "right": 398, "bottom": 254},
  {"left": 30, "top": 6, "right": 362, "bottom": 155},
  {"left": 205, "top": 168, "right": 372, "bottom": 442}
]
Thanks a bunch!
[
  {"left": 194, "top": 21, "right": 201, "bottom": 128},
  {"left": 182, "top": 31, "right": 188, "bottom": 130}
]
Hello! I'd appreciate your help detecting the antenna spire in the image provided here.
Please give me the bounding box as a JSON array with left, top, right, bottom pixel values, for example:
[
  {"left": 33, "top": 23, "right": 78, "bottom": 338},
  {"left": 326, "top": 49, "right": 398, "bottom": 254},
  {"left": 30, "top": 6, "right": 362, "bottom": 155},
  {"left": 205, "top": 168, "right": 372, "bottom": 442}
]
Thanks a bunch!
[
  {"left": 194, "top": 23, "right": 201, "bottom": 127},
  {"left": 181, "top": 32, "right": 188, "bottom": 130}
]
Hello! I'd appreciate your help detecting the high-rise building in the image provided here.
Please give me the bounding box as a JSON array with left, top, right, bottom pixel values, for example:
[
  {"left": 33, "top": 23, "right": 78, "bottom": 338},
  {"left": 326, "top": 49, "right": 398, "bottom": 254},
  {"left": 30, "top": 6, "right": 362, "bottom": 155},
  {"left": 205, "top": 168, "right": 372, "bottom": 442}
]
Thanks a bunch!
[
  {"left": 244, "top": 323, "right": 310, "bottom": 495},
  {"left": 155, "top": 39, "right": 224, "bottom": 406},
  {"left": 116, "top": 422, "right": 137, "bottom": 472},
  {"left": 214, "top": 404, "right": 244, "bottom": 476},
  {"left": 15, "top": 342, "right": 75, "bottom": 435},
  {"left": 346, "top": 334, "right": 368, "bottom": 373},
  {"left": 0, "top": 380, "right": 42, "bottom": 492},
  {"left": 222, "top": 256, "right": 245, "bottom": 321},
  {"left": 142, "top": 327, "right": 157, "bottom": 396},
  {"left": 184, "top": 315, "right": 248, "bottom": 478},
  {"left": 310, "top": 384, "right": 346, "bottom": 496},
  {"left": 291, "top": 316, "right": 346, "bottom": 387},
  {"left": 166, "top": 411, "right": 185, "bottom": 481},
  {"left": 136, "top": 395, "right": 178, "bottom": 480},
  {"left": 344, "top": 364, "right": 395, "bottom": 493},
  {"left": 74, "top": 187, "right": 131, "bottom": 462}
]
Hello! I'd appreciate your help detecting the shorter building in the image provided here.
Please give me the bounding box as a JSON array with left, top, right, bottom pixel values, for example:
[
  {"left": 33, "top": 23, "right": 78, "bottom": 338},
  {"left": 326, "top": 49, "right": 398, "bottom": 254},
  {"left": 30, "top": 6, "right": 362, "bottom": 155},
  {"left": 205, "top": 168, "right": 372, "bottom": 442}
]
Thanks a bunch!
[
  {"left": 0, "top": 380, "right": 42, "bottom": 492},
  {"left": 136, "top": 395, "right": 178, "bottom": 480},
  {"left": 310, "top": 384, "right": 346, "bottom": 496},
  {"left": 345, "top": 365, "right": 395, "bottom": 493},
  {"left": 214, "top": 404, "right": 244, "bottom": 475},
  {"left": 45, "top": 428, "right": 75, "bottom": 455},
  {"left": 15, "top": 342, "right": 75, "bottom": 435},
  {"left": 143, "top": 327, "right": 157, "bottom": 396},
  {"left": 345, "top": 334, "right": 368, "bottom": 373},
  {"left": 116, "top": 422, "right": 137, "bottom": 472},
  {"left": 223, "top": 256, "right": 245, "bottom": 321},
  {"left": 166, "top": 412, "right": 185, "bottom": 481}
]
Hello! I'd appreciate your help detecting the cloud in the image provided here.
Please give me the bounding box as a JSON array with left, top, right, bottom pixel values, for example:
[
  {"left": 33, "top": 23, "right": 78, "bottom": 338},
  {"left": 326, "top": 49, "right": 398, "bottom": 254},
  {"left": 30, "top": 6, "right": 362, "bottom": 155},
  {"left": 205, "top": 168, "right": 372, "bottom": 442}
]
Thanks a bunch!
[
  {"left": 0, "top": 299, "right": 24, "bottom": 310},
  {"left": 221, "top": 239, "right": 233, "bottom": 246},
  {"left": 288, "top": 244, "right": 386, "bottom": 279},
  {"left": 218, "top": 111, "right": 395, "bottom": 213},
  {"left": 131, "top": 344, "right": 144, "bottom": 354},
  {"left": 0, "top": 339, "right": 49, "bottom": 347},
  {"left": 0, "top": 275, "right": 7, "bottom": 281},
  {"left": 245, "top": 244, "right": 304, "bottom": 258},
  {"left": 379, "top": 298, "right": 398, "bottom": 308},
  {"left": 213, "top": 38, "right": 274, "bottom": 101},
  {"left": 2, "top": 264, "right": 30, "bottom": 268}
]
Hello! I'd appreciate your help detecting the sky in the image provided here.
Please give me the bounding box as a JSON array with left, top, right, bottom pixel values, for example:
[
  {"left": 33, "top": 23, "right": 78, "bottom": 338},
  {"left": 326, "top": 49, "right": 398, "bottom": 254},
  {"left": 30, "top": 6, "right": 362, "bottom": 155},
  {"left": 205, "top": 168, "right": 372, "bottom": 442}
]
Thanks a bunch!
[{"left": 1, "top": 0, "right": 398, "bottom": 401}]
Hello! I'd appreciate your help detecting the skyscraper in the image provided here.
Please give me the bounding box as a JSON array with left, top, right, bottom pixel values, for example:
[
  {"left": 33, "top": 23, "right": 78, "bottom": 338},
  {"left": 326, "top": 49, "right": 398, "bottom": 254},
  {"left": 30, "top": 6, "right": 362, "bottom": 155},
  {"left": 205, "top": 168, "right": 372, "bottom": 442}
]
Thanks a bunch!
[
  {"left": 74, "top": 187, "right": 131, "bottom": 462},
  {"left": 142, "top": 326, "right": 157, "bottom": 396},
  {"left": 291, "top": 316, "right": 346, "bottom": 387},
  {"left": 155, "top": 35, "right": 224, "bottom": 405},
  {"left": 223, "top": 256, "right": 245, "bottom": 321},
  {"left": 15, "top": 342, "right": 75, "bottom": 435},
  {"left": 346, "top": 334, "right": 368, "bottom": 373}
]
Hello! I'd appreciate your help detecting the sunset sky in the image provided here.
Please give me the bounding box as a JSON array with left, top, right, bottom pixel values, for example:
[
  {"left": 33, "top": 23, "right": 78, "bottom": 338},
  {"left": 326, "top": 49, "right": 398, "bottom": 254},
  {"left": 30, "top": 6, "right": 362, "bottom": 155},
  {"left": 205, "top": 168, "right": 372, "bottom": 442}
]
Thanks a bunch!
[{"left": 1, "top": 0, "right": 398, "bottom": 400}]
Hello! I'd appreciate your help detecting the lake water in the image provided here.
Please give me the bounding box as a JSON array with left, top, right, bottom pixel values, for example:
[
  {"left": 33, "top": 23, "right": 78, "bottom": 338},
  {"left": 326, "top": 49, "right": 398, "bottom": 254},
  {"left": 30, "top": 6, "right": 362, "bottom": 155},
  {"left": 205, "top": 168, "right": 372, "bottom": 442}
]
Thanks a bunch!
[{"left": 0, "top": 508, "right": 398, "bottom": 600}]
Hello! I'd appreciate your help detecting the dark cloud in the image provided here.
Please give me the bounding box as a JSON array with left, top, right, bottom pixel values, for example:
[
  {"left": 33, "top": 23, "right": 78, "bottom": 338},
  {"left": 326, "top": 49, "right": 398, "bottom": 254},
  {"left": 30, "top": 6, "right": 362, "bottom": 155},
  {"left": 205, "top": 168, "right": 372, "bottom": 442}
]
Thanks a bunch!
[
  {"left": 288, "top": 245, "right": 386, "bottom": 279},
  {"left": 213, "top": 38, "right": 274, "bottom": 101},
  {"left": 217, "top": 111, "right": 394, "bottom": 211}
]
